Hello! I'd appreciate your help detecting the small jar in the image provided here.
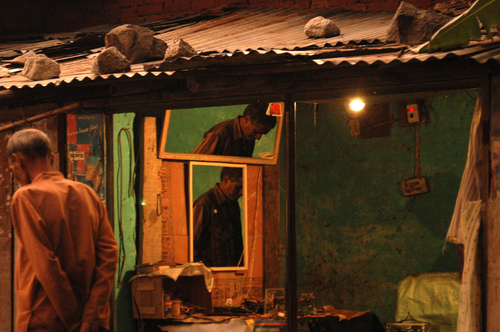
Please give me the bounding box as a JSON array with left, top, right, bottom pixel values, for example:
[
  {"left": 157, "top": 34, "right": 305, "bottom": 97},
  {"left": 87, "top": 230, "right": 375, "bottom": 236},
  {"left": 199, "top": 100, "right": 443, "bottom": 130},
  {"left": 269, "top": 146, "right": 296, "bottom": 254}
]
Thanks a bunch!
[
  {"left": 163, "top": 293, "right": 172, "bottom": 318},
  {"left": 171, "top": 300, "right": 182, "bottom": 317}
]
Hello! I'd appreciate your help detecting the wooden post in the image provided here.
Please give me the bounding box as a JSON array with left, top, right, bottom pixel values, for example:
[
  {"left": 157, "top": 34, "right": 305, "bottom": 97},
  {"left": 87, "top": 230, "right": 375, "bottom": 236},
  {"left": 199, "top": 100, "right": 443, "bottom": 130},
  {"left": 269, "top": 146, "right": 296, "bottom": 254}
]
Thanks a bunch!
[
  {"left": 0, "top": 130, "right": 13, "bottom": 332},
  {"left": 263, "top": 164, "right": 281, "bottom": 289},
  {"left": 485, "top": 74, "right": 500, "bottom": 332},
  {"left": 285, "top": 95, "right": 297, "bottom": 331},
  {"left": 139, "top": 117, "right": 163, "bottom": 264},
  {"left": 159, "top": 161, "right": 187, "bottom": 264}
]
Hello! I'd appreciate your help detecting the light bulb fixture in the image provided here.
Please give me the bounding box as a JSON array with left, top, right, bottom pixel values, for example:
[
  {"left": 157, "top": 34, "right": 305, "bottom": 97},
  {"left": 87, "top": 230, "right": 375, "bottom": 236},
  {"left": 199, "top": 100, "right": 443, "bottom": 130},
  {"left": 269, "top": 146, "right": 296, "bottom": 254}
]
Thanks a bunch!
[{"left": 349, "top": 99, "right": 365, "bottom": 112}]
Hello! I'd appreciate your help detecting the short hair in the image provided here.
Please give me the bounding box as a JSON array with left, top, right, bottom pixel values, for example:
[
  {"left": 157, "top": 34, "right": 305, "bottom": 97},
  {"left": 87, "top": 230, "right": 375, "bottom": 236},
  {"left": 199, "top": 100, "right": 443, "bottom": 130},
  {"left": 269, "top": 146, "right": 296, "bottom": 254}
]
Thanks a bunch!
[
  {"left": 7, "top": 128, "right": 52, "bottom": 160},
  {"left": 220, "top": 167, "right": 242, "bottom": 182},
  {"left": 243, "top": 101, "right": 277, "bottom": 129}
]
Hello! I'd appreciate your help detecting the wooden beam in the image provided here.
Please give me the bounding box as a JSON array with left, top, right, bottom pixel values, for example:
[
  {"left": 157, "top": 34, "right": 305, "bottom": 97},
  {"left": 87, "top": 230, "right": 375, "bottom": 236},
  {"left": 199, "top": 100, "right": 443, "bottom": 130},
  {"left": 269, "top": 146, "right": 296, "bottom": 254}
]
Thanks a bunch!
[
  {"left": 75, "top": 73, "right": 482, "bottom": 115},
  {"left": 104, "top": 112, "right": 116, "bottom": 332},
  {"left": 263, "top": 164, "right": 281, "bottom": 289},
  {"left": 138, "top": 117, "right": 163, "bottom": 265},
  {"left": 77, "top": 62, "right": 484, "bottom": 110},
  {"left": 0, "top": 130, "right": 13, "bottom": 332},
  {"left": 0, "top": 103, "right": 60, "bottom": 123},
  {"left": 284, "top": 94, "right": 297, "bottom": 332},
  {"left": 485, "top": 74, "right": 498, "bottom": 332},
  {"left": 0, "top": 90, "right": 19, "bottom": 101},
  {"left": 0, "top": 59, "right": 488, "bottom": 124},
  {"left": 0, "top": 103, "right": 79, "bottom": 133}
]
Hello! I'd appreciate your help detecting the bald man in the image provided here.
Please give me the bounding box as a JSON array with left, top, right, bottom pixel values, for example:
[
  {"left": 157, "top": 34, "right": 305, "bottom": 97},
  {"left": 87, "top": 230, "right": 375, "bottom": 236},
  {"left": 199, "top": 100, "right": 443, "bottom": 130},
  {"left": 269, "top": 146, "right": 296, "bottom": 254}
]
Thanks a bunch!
[{"left": 8, "top": 128, "right": 118, "bottom": 332}]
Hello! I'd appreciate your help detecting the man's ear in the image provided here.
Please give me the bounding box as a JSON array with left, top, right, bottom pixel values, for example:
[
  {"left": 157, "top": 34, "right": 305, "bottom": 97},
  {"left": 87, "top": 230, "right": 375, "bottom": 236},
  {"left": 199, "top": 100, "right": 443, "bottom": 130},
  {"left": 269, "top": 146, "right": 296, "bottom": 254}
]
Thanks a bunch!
[
  {"left": 10, "top": 153, "right": 19, "bottom": 164},
  {"left": 13, "top": 153, "right": 29, "bottom": 169}
]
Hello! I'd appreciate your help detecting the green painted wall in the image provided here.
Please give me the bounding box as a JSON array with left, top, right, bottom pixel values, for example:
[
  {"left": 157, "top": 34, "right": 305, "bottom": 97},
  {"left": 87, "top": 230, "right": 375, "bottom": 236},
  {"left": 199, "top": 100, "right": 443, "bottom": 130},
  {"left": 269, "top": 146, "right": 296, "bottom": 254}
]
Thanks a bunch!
[
  {"left": 282, "top": 90, "right": 479, "bottom": 324},
  {"left": 113, "top": 113, "right": 137, "bottom": 332}
]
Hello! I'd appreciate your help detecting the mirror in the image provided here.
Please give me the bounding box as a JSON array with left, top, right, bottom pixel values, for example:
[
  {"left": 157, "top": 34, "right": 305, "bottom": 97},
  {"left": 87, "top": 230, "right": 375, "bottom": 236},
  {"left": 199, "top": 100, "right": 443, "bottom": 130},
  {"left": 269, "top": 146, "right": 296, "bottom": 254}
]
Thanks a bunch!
[
  {"left": 159, "top": 103, "right": 283, "bottom": 165},
  {"left": 189, "top": 162, "right": 248, "bottom": 271}
]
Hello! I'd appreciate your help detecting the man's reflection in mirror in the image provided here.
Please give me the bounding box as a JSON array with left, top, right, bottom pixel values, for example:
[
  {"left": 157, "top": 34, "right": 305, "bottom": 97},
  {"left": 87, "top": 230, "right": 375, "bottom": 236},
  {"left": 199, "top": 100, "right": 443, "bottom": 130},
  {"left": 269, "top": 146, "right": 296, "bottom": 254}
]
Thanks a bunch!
[
  {"left": 193, "top": 167, "right": 244, "bottom": 267},
  {"left": 192, "top": 102, "right": 277, "bottom": 157}
]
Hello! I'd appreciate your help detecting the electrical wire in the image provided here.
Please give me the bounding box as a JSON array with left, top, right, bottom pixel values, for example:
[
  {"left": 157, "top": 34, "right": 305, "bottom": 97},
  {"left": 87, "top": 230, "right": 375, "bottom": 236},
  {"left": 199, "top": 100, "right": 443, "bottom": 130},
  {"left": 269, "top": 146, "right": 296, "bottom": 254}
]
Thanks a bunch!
[
  {"left": 318, "top": 195, "right": 416, "bottom": 292},
  {"left": 288, "top": 182, "right": 415, "bottom": 237},
  {"left": 116, "top": 127, "right": 134, "bottom": 288},
  {"left": 133, "top": 280, "right": 145, "bottom": 332}
]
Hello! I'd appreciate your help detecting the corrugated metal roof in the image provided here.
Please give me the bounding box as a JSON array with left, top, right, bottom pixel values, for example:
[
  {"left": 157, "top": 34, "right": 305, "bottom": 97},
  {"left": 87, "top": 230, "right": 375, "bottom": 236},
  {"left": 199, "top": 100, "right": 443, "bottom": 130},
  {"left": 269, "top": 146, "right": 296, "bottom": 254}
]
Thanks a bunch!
[
  {"left": 151, "top": 7, "right": 394, "bottom": 52},
  {"left": 314, "top": 40, "right": 500, "bottom": 66},
  {"left": 0, "top": 6, "right": 499, "bottom": 91}
]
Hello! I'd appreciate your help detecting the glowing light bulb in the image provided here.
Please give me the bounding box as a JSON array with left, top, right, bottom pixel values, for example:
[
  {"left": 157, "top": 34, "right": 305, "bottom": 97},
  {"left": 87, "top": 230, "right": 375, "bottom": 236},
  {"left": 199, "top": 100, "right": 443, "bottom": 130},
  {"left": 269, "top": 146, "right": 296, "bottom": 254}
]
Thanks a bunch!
[{"left": 350, "top": 99, "right": 365, "bottom": 112}]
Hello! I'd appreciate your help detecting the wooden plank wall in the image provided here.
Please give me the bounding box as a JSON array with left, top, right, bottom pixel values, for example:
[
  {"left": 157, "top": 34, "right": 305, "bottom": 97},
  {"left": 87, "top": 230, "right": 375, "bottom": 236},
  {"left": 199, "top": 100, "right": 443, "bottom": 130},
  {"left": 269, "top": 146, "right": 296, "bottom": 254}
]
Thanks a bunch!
[
  {"left": 139, "top": 117, "right": 189, "bottom": 266},
  {"left": 486, "top": 198, "right": 500, "bottom": 331},
  {"left": 486, "top": 75, "right": 500, "bottom": 331},
  {"left": 263, "top": 164, "right": 281, "bottom": 289},
  {"left": 0, "top": 129, "right": 13, "bottom": 332},
  {"left": 139, "top": 117, "right": 163, "bottom": 264},
  {"left": 139, "top": 136, "right": 266, "bottom": 307},
  {"left": 159, "top": 161, "right": 188, "bottom": 264}
]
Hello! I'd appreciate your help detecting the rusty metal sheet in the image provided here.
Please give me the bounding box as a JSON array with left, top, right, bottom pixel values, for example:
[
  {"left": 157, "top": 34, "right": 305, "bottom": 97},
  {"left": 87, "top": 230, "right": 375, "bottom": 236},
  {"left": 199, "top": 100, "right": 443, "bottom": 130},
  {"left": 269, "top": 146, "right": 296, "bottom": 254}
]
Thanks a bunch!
[
  {"left": 0, "top": 7, "right": 499, "bottom": 91},
  {"left": 153, "top": 7, "right": 394, "bottom": 52}
]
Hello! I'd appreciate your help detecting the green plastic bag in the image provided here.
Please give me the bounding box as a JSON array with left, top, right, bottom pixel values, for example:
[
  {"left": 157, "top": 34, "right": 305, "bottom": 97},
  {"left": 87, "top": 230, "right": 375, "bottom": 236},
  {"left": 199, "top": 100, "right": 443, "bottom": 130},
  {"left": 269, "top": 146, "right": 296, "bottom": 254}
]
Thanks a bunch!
[{"left": 396, "top": 272, "right": 460, "bottom": 332}]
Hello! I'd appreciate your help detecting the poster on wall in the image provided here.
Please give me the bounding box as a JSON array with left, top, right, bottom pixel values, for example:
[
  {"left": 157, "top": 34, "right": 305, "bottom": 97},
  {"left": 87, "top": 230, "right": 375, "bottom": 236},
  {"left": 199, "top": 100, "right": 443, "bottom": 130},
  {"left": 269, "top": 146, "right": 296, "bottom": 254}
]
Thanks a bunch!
[{"left": 67, "top": 114, "right": 105, "bottom": 201}]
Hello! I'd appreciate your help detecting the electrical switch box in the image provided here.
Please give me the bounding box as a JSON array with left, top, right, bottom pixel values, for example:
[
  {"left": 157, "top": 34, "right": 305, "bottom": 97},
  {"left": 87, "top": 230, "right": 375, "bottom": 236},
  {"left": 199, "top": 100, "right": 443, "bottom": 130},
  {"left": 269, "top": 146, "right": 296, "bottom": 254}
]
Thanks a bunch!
[
  {"left": 406, "top": 103, "right": 420, "bottom": 123},
  {"left": 401, "top": 177, "right": 430, "bottom": 196},
  {"left": 399, "top": 100, "right": 430, "bottom": 127}
]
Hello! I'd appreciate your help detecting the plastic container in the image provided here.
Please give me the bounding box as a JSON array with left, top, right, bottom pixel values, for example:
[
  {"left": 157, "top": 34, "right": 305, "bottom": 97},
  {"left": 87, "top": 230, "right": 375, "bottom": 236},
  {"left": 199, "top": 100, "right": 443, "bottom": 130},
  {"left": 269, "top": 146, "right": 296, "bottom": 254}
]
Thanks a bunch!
[{"left": 171, "top": 300, "right": 182, "bottom": 317}]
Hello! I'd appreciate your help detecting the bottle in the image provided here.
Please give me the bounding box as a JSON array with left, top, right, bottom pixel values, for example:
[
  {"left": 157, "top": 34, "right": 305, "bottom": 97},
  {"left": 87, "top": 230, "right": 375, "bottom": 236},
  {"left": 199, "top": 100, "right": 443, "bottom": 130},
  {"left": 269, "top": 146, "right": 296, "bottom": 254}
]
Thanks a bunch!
[{"left": 164, "top": 292, "right": 172, "bottom": 318}]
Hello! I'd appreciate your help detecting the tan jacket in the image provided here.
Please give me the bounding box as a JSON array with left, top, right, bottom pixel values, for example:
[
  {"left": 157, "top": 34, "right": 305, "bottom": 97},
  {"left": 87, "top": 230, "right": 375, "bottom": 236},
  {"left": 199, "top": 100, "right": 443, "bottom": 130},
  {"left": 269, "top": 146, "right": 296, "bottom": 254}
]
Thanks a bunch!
[{"left": 11, "top": 172, "right": 118, "bottom": 332}]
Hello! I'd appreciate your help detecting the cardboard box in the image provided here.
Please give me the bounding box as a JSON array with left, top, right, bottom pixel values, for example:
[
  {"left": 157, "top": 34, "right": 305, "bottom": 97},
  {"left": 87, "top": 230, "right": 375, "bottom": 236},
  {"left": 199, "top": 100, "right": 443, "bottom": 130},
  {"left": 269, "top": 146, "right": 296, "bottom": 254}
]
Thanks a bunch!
[
  {"left": 131, "top": 276, "right": 165, "bottom": 319},
  {"left": 131, "top": 274, "right": 212, "bottom": 319}
]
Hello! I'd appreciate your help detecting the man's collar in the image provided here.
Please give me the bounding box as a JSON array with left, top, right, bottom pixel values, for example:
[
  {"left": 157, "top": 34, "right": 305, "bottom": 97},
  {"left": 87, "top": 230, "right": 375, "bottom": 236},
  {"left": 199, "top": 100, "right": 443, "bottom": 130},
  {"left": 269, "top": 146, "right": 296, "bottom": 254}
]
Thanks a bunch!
[
  {"left": 213, "top": 183, "right": 228, "bottom": 205},
  {"left": 31, "top": 171, "right": 64, "bottom": 183},
  {"left": 232, "top": 116, "right": 245, "bottom": 141}
]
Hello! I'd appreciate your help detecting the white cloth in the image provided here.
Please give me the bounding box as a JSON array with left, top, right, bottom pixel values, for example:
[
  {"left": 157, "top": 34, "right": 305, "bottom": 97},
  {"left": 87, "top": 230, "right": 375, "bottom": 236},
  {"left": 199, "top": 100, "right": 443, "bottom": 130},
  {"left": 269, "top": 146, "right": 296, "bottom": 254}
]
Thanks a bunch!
[
  {"left": 456, "top": 201, "right": 482, "bottom": 332},
  {"left": 131, "top": 262, "right": 214, "bottom": 292},
  {"left": 446, "top": 95, "right": 484, "bottom": 244},
  {"left": 446, "top": 93, "right": 485, "bottom": 332}
]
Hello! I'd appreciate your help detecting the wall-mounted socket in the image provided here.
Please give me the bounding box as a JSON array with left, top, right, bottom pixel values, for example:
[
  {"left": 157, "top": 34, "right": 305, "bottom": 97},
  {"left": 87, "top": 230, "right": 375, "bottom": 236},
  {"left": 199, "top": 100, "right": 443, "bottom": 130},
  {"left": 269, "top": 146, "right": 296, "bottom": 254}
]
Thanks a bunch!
[
  {"left": 399, "top": 100, "right": 430, "bottom": 127},
  {"left": 406, "top": 103, "right": 420, "bottom": 123},
  {"left": 401, "top": 177, "right": 430, "bottom": 196}
]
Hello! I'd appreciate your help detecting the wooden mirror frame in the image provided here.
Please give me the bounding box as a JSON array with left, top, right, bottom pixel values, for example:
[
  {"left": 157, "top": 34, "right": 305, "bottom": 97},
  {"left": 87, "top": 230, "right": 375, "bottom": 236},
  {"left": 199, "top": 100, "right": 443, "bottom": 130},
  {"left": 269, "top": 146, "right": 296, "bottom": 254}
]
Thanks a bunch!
[
  {"left": 158, "top": 103, "right": 284, "bottom": 165},
  {"left": 189, "top": 161, "right": 248, "bottom": 271}
]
